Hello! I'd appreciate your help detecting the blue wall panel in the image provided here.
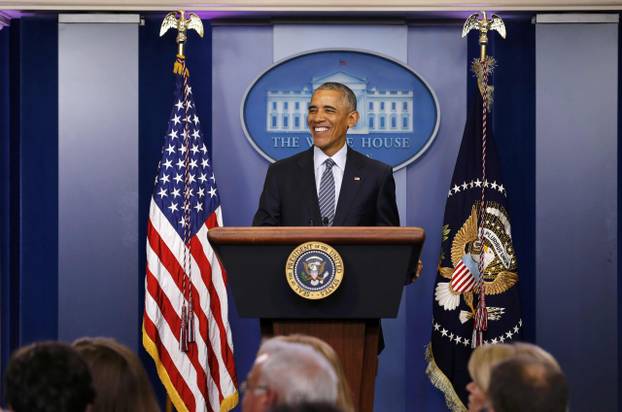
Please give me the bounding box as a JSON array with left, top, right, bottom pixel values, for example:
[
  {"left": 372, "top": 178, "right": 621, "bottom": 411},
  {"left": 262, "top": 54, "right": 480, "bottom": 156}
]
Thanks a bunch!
[
  {"left": 58, "top": 20, "right": 139, "bottom": 349},
  {"left": 536, "top": 21, "right": 618, "bottom": 411},
  {"left": 19, "top": 17, "right": 59, "bottom": 345}
]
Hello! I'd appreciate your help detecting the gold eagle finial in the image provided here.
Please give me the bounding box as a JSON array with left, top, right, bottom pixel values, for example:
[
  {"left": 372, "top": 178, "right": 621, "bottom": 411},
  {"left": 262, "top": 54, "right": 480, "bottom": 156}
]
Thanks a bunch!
[
  {"left": 160, "top": 10, "right": 204, "bottom": 75},
  {"left": 462, "top": 11, "right": 506, "bottom": 61}
]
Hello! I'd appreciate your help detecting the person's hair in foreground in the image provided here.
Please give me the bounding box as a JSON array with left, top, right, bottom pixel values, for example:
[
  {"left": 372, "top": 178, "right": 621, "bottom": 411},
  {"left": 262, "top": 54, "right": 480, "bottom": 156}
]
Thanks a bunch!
[
  {"left": 244, "top": 338, "right": 338, "bottom": 411},
  {"left": 467, "top": 342, "right": 563, "bottom": 412},
  {"left": 73, "top": 337, "right": 160, "bottom": 412},
  {"left": 274, "top": 335, "right": 354, "bottom": 412},
  {"left": 269, "top": 402, "right": 344, "bottom": 412},
  {"left": 467, "top": 343, "right": 516, "bottom": 393},
  {"left": 488, "top": 354, "right": 568, "bottom": 412},
  {"left": 512, "top": 342, "right": 561, "bottom": 370},
  {"left": 5, "top": 341, "right": 95, "bottom": 412}
]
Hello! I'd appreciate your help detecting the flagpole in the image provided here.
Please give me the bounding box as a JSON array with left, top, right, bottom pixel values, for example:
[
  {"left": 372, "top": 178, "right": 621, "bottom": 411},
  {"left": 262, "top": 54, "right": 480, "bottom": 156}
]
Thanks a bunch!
[
  {"left": 461, "top": 11, "right": 507, "bottom": 348},
  {"left": 148, "top": 11, "right": 239, "bottom": 412},
  {"left": 160, "top": 10, "right": 205, "bottom": 76}
]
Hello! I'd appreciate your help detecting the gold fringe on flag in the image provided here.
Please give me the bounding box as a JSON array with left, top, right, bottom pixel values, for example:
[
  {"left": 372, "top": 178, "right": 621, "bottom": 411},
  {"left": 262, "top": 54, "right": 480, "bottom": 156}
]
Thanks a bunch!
[{"left": 424, "top": 344, "right": 468, "bottom": 412}]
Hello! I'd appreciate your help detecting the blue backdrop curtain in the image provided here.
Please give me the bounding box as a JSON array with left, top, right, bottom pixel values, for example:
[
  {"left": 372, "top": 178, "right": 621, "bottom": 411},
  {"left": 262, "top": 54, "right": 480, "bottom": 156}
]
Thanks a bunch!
[{"left": 0, "top": 17, "right": 59, "bottom": 403}]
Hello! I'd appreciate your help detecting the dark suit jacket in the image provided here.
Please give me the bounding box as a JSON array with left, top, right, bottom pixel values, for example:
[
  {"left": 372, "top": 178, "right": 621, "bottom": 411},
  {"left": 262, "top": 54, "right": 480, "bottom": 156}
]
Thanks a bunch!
[{"left": 253, "top": 147, "right": 400, "bottom": 227}]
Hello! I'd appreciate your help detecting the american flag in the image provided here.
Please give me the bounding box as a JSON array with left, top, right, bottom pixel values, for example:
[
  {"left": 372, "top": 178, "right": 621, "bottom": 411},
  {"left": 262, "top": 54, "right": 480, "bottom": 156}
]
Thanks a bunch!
[{"left": 142, "top": 71, "right": 238, "bottom": 412}]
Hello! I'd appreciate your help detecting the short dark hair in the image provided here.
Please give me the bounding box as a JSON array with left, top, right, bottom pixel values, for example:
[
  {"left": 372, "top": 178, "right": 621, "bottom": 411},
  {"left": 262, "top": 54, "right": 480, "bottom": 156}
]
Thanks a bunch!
[
  {"left": 5, "top": 341, "right": 96, "bottom": 412},
  {"left": 314, "top": 82, "right": 357, "bottom": 111},
  {"left": 488, "top": 355, "right": 568, "bottom": 412}
]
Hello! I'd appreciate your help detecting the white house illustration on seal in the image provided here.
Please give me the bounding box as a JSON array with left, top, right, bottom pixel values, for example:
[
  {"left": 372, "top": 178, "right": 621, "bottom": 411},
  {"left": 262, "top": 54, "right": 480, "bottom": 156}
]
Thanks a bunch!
[{"left": 266, "top": 71, "right": 414, "bottom": 134}]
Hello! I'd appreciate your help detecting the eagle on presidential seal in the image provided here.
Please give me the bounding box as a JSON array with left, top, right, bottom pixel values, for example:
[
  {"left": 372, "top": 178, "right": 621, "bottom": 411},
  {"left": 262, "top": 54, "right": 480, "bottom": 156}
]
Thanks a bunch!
[
  {"left": 435, "top": 201, "right": 518, "bottom": 324},
  {"left": 302, "top": 256, "right": 329, "bottom": 287}
]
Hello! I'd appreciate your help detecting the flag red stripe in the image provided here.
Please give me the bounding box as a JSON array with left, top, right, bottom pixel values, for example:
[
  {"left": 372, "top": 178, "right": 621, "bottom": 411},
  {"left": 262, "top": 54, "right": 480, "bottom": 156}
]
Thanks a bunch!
[
  {"left": 147, "top": 223, "right": 215, "bottom": 409},
  {"left": 145, "top": 264, "right": 211, "bottom": 409},
  {"left": 452, "top": 271, "right": 471, "bottom": 289},
  {"left": 452, "top": 273, "right": 471, "bottom": 290},
  {"left": 462, "top": 278, "right": 475, "bottom": 291},
  {"left": 189, "top": 231, "right": 236, "bottom": 385},
  {"left": 454, "top": 276, "right": 471, "bottom": 292},
  {"left": 455, "top": 277, "right": 475, "bottom": 293},
  {"left": 147, "top": 220, "right": 226, "bottom": 404},
  {"left": 450, "top": 263, "right": 467, "bottom": 283},
  {"left": 188, "top": 237, "right": 225, "bottom": 404},
  {"left": 144, "top": 310, "right": 197, "bottom": 412}
]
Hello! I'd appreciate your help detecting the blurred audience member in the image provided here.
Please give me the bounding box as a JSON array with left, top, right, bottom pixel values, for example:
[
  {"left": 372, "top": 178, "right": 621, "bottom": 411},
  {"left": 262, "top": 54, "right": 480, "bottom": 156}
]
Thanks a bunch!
[
  {"left": 466, "top": 343, "right": 516, "bottom": 412},
  {"left": 73, "top": 337, "right": 160, "bottom": 412},
  {"left": 488, "top": 354, "right": 568, "bottom": 412},
  {"left": 467, "top": 342, "right": 564, "bottom": 412},
  {"left": 269, "top": 402, "right": 344, "bottom": 412},
  {"left": 243, "top": 338, "right": 338, "bottom": 412},
  {"left": 275, "top": 335, "right": 354, "bottom": 412},
  {"left": 5, "top": 341, "right": 95, "bottom": 412},
  {"left": 512, "top": 342, "right": 561, "bottom": 370}
]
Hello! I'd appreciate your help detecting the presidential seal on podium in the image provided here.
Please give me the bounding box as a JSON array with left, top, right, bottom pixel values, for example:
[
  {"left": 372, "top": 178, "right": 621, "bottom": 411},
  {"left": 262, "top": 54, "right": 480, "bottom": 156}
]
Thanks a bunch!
[{"left": 285, "top": 241, "right": 344, "bottom": 300}]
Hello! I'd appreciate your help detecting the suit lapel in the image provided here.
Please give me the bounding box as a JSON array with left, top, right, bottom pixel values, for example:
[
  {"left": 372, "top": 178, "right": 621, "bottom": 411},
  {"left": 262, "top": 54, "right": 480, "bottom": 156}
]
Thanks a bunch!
[
  {"left": 297, "top": 148, "right": 322, "bottom": 224},
  {"left": 333, "top": 149, "right": 364, "bottom": 226}
]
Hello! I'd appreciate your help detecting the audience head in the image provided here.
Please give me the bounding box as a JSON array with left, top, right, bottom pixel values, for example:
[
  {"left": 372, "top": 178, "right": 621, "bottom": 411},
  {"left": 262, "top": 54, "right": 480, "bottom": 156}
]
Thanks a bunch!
[
  {"left": 242, "top": 338, "right": 338, "bottom": 412},
  {"left": 268, "top": 402, "right": 344, "bottom": 412},
  {"left": 73, "top": 337, "right": 160, "bottom": 412},
  {"left": 466, "top": 343, "right": 516, "bottom": 412},
  {"left": 274, "top": 335, "right": 354, "bottom": 412},
  {"left": 488, "top": 355, "right": 568, "bottom": 412},
  {"left": 5, "top": 341, "right": 95, "bottom": 412},
  {"left": 512, "top": 342, "right": 561, "bottom": 370}
]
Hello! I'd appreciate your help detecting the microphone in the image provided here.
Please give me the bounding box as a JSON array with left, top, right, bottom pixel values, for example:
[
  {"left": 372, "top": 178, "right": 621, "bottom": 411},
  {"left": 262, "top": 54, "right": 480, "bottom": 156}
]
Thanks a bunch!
[{"left": 322, "top": 217, "right": 329, "bottom": 226}]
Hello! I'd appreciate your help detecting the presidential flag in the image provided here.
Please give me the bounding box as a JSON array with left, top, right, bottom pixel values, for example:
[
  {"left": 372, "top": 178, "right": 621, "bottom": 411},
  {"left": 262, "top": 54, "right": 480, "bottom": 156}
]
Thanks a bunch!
[
  {"left": 426, "top": 58, "right": 522, "bottom": 411},
  {"left": 143, "top": 67, "right": 238, "bottom": 412}
]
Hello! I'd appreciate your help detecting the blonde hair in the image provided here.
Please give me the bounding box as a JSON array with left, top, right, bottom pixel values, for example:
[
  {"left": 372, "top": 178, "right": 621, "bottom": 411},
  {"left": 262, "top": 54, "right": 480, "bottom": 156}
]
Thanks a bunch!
[
  {"left": 274, "top": 335, "right": 355, "bottom": 412},
  {"left": 468, "top": 344, "right": 517, "bottom": 392},
  {"left": 513, "top": 342, "right": 561, "bottom": 370},
  {"left": 468, "top": 342, "right": 562, "bottom": 394}
]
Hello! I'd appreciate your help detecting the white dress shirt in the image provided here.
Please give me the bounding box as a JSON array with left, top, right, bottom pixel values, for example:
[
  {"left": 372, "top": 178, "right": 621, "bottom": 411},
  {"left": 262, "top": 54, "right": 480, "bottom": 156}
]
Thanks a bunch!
[{"left": 313, "top": 144, "right": 347, "bottom": 208}]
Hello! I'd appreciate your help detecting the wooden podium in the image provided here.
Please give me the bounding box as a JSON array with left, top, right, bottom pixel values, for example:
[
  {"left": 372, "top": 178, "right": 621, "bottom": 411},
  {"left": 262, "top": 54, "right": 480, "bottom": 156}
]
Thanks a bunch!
[{"left": 208, "top": 226, "right": 424, "bottom": 412}]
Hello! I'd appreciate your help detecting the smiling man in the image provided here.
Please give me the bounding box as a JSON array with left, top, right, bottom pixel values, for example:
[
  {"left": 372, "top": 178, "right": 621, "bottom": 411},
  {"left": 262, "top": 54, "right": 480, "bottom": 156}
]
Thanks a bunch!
[{"left": 252, "top": 82, "right": 400, "bottom": 227}]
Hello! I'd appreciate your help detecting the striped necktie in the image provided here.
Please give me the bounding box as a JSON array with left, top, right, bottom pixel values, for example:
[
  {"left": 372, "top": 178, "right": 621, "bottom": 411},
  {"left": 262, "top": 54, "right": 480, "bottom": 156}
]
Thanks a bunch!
[{"left": 318, "top": 158, "right": 336, "bottom": 226}]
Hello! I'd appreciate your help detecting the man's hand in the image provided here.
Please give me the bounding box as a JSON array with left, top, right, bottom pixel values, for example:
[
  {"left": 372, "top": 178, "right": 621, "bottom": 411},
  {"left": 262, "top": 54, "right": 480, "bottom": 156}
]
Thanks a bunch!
[{"left": 411, "top": 258, "right": 423, "bottom": 283}]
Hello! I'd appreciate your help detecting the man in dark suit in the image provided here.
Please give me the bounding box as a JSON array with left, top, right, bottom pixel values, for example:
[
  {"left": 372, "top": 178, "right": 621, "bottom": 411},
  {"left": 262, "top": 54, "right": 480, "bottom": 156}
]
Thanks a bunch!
[{"left": 253, "top": 82, "right": 400, "bottom": 227}]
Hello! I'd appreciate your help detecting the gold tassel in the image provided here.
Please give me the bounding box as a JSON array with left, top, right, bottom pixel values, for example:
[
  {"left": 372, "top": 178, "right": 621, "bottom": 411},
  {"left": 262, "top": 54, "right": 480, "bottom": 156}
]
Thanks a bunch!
[
  {"left": 471, "top": 56, "right": 496, "bottom": 111},
  {"left": 173, "top": 54, "right": 190, "bottom": 77}
]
